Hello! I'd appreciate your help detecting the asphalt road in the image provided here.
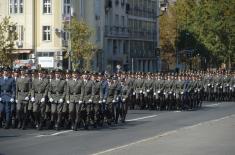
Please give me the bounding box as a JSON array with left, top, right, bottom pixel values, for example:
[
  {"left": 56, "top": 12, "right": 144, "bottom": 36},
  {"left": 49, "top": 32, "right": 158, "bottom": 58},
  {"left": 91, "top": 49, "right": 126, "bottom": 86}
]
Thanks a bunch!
[{"left": 0, "top": 101, "right": 235, "bottom": 155}]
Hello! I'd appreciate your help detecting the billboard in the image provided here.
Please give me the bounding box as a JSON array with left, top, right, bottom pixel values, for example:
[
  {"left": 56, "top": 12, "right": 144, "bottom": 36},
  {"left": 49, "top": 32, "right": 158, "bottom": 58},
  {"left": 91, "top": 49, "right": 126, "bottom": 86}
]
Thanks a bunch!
[{"left": 38, "top": 57, "right": 54, "bottom": 68}]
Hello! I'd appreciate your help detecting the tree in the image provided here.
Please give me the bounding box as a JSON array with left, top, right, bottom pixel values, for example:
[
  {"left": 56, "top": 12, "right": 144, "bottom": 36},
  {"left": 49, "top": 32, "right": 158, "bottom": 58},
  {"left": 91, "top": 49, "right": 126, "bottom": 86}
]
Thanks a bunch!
[
  {"left": 65, "top": 17, "right": 95, "bottom": 71},
  {"left": 0, "top": 16, "right": 18, "bottom": 66},
  {"left": 160, "top": 4, "right": 177, "bottom": 70},
  {"left": 161, "top": 0, "right": 235, "bottom": 70}
]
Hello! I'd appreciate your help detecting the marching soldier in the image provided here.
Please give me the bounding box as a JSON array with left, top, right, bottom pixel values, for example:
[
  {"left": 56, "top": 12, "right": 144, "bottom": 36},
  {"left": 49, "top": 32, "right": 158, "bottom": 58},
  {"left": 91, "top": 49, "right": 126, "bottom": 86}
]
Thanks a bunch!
[
  {"left": 48, "top": 69, "right": 67, "bottom": 130},
  {"left": 11, "top": 69, "right": 19, "bottom": 128},
  {"left": 106, "top": 76, "right": 118, "bottom": 125},
  {"left": 15, "top": 68, "right": 31, "bottom": 129},
  {"left": 91, "top": 73, "right": 103, "bottom": 127},
  {"left": 0, "top": 68, "right": 16, "bottom": 129},
  {"left": 80, "top": 71, "right": 94, "bottom": 129},
  {"left": 31, "top": 69, "right": 49, "bottom": 130},
  {"left": 66, "top": 70, "right": 83, "bottom": 130}
]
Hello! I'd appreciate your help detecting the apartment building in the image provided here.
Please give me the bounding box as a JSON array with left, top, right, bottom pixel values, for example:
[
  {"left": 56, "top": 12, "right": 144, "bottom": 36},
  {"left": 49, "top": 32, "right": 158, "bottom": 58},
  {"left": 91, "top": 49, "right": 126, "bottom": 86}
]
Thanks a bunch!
[{"left": 0, "top": 0, "right": 160, "bottom": 72}]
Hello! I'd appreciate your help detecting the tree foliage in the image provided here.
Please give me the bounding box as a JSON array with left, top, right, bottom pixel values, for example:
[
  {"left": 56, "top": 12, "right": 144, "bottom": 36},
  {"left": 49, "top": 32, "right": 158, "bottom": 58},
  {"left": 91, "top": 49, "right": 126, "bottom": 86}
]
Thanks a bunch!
[
  {"left": 0, "top": 16, "right": 18, "bottom": 66},
  {"left": 66, "top": 17, "right": 95, "bottom": 70},
  {"left": 160, "top": 0, "right": 235, "bottom": 69},
  {"left": 160, "top": 4, "right": 177, "bottom": 69}
]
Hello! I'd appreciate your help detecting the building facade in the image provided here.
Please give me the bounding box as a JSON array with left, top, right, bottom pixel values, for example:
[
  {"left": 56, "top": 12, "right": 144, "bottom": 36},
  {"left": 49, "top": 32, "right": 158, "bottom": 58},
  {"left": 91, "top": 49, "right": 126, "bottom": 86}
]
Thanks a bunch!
[
  {"left": 0, "top": 0, "right": 81, "bottom": 69},
  {"left": 0, "top": 0, "right": 160, "bottom": 72}
]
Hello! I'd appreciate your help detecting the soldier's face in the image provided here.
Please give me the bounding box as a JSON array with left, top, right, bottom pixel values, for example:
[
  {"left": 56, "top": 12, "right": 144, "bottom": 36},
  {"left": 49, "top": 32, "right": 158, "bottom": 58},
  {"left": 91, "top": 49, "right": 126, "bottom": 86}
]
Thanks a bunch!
[
  {"left": 72, "top": 74, "right": 77, "bottom": 79},
  {"left": 14, "top": 72, "right": 18, "bottom": 77},
  {"left": 66, "top": 74, "right": 70, "bottom": 79},
  {"left": 3, "top": 71, "right": 9, "bottom": 77},
  {"left": 55, "top": 73, "right": 60, "bottom": 79}
]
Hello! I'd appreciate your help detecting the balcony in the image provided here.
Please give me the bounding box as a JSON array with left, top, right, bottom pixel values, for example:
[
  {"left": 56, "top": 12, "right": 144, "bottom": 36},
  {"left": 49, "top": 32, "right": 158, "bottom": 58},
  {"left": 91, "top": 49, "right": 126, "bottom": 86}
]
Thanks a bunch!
[{"left": 104, "top": 26, "right": 129, "bottom": 38}]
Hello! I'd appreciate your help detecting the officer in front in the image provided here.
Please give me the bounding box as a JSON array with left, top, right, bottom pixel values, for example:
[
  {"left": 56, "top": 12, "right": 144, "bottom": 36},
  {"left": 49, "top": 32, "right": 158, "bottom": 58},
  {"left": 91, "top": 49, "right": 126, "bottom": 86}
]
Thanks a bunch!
[{"left": 0, "top": 67, "right": 16, "bottom": 129}]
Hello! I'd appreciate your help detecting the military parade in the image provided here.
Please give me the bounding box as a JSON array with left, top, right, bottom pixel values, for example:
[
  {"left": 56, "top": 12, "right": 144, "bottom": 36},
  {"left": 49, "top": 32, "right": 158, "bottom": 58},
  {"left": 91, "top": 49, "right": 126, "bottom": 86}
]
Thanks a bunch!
[{"left": 0, "top": 67, "right": 234, "bottom": 131}]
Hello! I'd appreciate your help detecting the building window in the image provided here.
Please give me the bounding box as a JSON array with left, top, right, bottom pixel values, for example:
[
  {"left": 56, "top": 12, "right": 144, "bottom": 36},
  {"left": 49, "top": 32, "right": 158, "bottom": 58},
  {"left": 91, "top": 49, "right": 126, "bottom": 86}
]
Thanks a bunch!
[
  {"left": 63, "top": 0, "right": 71, "bottom": 15},
  {"left": 42, "top": 26, "right": 51, "bottom": 41},
  {"left": 43, "top": 0, "right": 51, "bottom": 14},
  {"left": 9, "top": 0, "right": 13, "bottom": 13},
  {"left": 14, "top": 0, "right": 18, "bottom": 13},
  {"left": 9, "top": 0, "right": 23, "bottom": 14},
  {"left": 19, "top": 0, "right": 23, "bottom": 13}
]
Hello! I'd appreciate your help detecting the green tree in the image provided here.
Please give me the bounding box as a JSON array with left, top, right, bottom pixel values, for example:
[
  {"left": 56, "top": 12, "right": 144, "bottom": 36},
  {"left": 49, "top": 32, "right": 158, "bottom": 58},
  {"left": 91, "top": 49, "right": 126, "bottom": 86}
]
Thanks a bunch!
[
  {"left": 0, "top": 16, "right": 18, "bottom": 66},
  {"left": 66, "top": 17, "right": 95, "bottom": 71},
  {"left": 160, "top": 4, "right": 177, "bottom": 69},
  {"left": 192, "top": 0, "right": 235, "bottom": 68}
]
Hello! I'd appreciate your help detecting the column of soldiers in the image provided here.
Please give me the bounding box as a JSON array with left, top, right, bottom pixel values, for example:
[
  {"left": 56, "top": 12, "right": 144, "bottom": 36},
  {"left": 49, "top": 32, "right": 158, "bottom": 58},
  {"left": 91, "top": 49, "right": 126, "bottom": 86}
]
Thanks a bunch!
[
  {"left": 0, "top": 67, "right": 129, "bottom": 130},
  {"left": 0, "top": 67, "right": 234, "bottom": 130}
]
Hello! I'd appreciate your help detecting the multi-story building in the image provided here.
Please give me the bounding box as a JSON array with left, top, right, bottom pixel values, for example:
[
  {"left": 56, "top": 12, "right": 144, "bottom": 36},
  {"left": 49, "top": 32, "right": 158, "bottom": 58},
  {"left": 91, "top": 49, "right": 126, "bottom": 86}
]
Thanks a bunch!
[
  {"left": 0, "top": 0, "right": 81, "bottom": 69},
  {"left": 127, "top": 0, "right": 160, "bottom": 72},
  {"left": 0, "top": 0, "right": 160, "bottom": 72}
]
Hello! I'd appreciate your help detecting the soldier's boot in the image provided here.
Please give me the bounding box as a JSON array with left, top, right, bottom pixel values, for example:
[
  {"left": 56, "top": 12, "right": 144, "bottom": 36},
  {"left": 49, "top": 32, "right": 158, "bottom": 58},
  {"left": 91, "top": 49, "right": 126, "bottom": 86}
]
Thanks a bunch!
[
  {"left": 21, "top": 113, "right": 27, "bottom": 130},
  {"left": 0, "top": 116, "right": 2, "bottom": 128},
  {"left": 4, "top": 120, "right": 10, "bottom": 129},
  {"left": 55, "top": 113, "right": 62, "bottom": 131}
]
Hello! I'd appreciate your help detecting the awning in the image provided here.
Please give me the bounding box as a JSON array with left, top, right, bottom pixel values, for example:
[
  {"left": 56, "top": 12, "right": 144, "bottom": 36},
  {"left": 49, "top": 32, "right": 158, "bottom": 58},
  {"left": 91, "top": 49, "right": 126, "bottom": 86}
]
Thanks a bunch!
[{"left": 12, "top": 50, "right": 32, "bottom": 54}]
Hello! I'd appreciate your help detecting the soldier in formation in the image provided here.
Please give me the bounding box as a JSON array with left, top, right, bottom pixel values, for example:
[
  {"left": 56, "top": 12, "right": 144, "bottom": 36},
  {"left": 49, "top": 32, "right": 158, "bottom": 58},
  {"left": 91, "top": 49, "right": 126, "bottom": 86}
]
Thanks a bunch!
[{"left": 0, "top": 67, "right": 234, "bottom": 130}]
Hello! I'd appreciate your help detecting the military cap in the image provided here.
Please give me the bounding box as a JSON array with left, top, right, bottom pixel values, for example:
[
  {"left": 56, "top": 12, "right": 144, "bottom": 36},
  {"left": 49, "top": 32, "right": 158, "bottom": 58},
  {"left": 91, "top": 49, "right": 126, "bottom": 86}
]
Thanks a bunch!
[
  {"left": 55, "top": 69, "right": 61, "bottom": 73},
  {"left": 65, "top": 69, "right": 72, "bottom": 74}
]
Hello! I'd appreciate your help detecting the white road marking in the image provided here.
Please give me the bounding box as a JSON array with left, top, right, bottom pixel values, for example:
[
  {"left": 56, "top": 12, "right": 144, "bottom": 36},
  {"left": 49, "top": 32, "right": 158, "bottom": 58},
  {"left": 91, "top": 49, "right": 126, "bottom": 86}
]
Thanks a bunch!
[
  {"left": 91, "top": 114, "right": 235, "bottom": 155},
  {"left": 204, "top": 103, "right": 221, "bottom": 107},
  {"left": 35, "top": 130, "right": 73, "bottom": 138},
  {"left": 126, "top": 115, "right": 159, "bottom": 122}
]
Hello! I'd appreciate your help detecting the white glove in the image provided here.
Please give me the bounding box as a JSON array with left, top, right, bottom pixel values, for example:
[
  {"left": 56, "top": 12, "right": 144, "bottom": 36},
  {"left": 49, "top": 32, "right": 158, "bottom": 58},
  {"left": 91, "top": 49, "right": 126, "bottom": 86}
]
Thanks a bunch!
[
  {"left": 207, "top": 84, "right": 210, "bottom": 86},
  {"left": 169, "top": 91, "right": 172, "bottom": 94},
  {"left": 143, "top": 92, "right": 146, "bottom": 94},
  {"left": 67, "top": 100, "right": 70, "bottom": 104},
  {"left": 25, "top": 97, "right": 29, "bottom": 101},
  {"left": 10, "top": 98, "right": 14, "bottom": 103},
  {"left": 158, "top": 90, "right": 161, "bottom": 93},
  {"left": 59, "top": 99, "right": 63, "bottom": 103},
  {"left": 140, "top": 90, "right": 143, "bottom": 93},
  {"left": 31, "top": 97, "right": 35, "bottom": 102},
  {"left": 112, "top": 100, "right": 115, "bottom": 103},
  {"left": 88, "top": 99, "right": 92, "bottom": 103},
  {"left": 154, "top": 92, "right": 156, "bottom": 96},
  {"left": 181, "top": 92, "right": 184, "bottom": 95},
  {"left": 133, "top": 92, "right": 136, "bottom": 95},
  {"left": 16, "top": 100, "right": 18, "bottom": 103},
  {"left": 79, "top": 100, "right": 82, "bottom": 104},
  {"left": 0, "top": 98, "right": 1, "bottom": 102},
  {"left": 49, "top": 98, "right": 54, "bottom": 103},
  {"left": 116, "top": 97, "right": 119, "bottom": 100},
  {"left": 41, "top": 98, "right": 45, "bottom": 103},
  {"left": 103, "top": 99, "right": 106, "bottom": 103},
  {"left": 99, "top": 100, "right": 102, "bottom": 104},
  {"left": 122, "top": 98, "right": 126, "bottom": 102},
  {"left": 147, "top": 89, "right": 150, "bottom": 92}
]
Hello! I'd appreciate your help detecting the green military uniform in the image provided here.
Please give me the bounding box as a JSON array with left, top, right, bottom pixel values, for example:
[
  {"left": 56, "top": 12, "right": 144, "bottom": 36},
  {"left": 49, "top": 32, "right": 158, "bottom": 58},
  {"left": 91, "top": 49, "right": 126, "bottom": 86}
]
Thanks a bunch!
[
  {"left": 16, "top": 73, "right": 31, "bottom": 129},
  {"left": 31, "top": 73, "right": 49, "bottom": 130},
  {"left": 66, "top": 77, "right": 83, "bottom": 130},
  {"left": 48, "top": 76, "right": 67, "bottom": 129}
]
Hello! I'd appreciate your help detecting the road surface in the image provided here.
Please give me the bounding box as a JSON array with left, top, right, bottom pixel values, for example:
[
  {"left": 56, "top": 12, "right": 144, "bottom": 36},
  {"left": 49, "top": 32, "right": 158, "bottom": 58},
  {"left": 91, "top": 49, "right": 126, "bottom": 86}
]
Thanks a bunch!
[{"left": 0, "top": 101, "right": 235, "bottom": 155}]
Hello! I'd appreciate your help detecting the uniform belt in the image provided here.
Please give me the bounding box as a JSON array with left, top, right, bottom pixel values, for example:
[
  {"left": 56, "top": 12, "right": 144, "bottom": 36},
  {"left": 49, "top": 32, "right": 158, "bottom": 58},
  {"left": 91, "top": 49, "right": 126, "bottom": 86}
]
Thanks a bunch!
[
  {"left": 19, "top": 90, "right": 28, "bottom": 93},
  {"left": 52, "top": 92, "right": 62, "bottom": 95},
  {"left": 1, "top": 90, "right": 10, "bottom": 93}
]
